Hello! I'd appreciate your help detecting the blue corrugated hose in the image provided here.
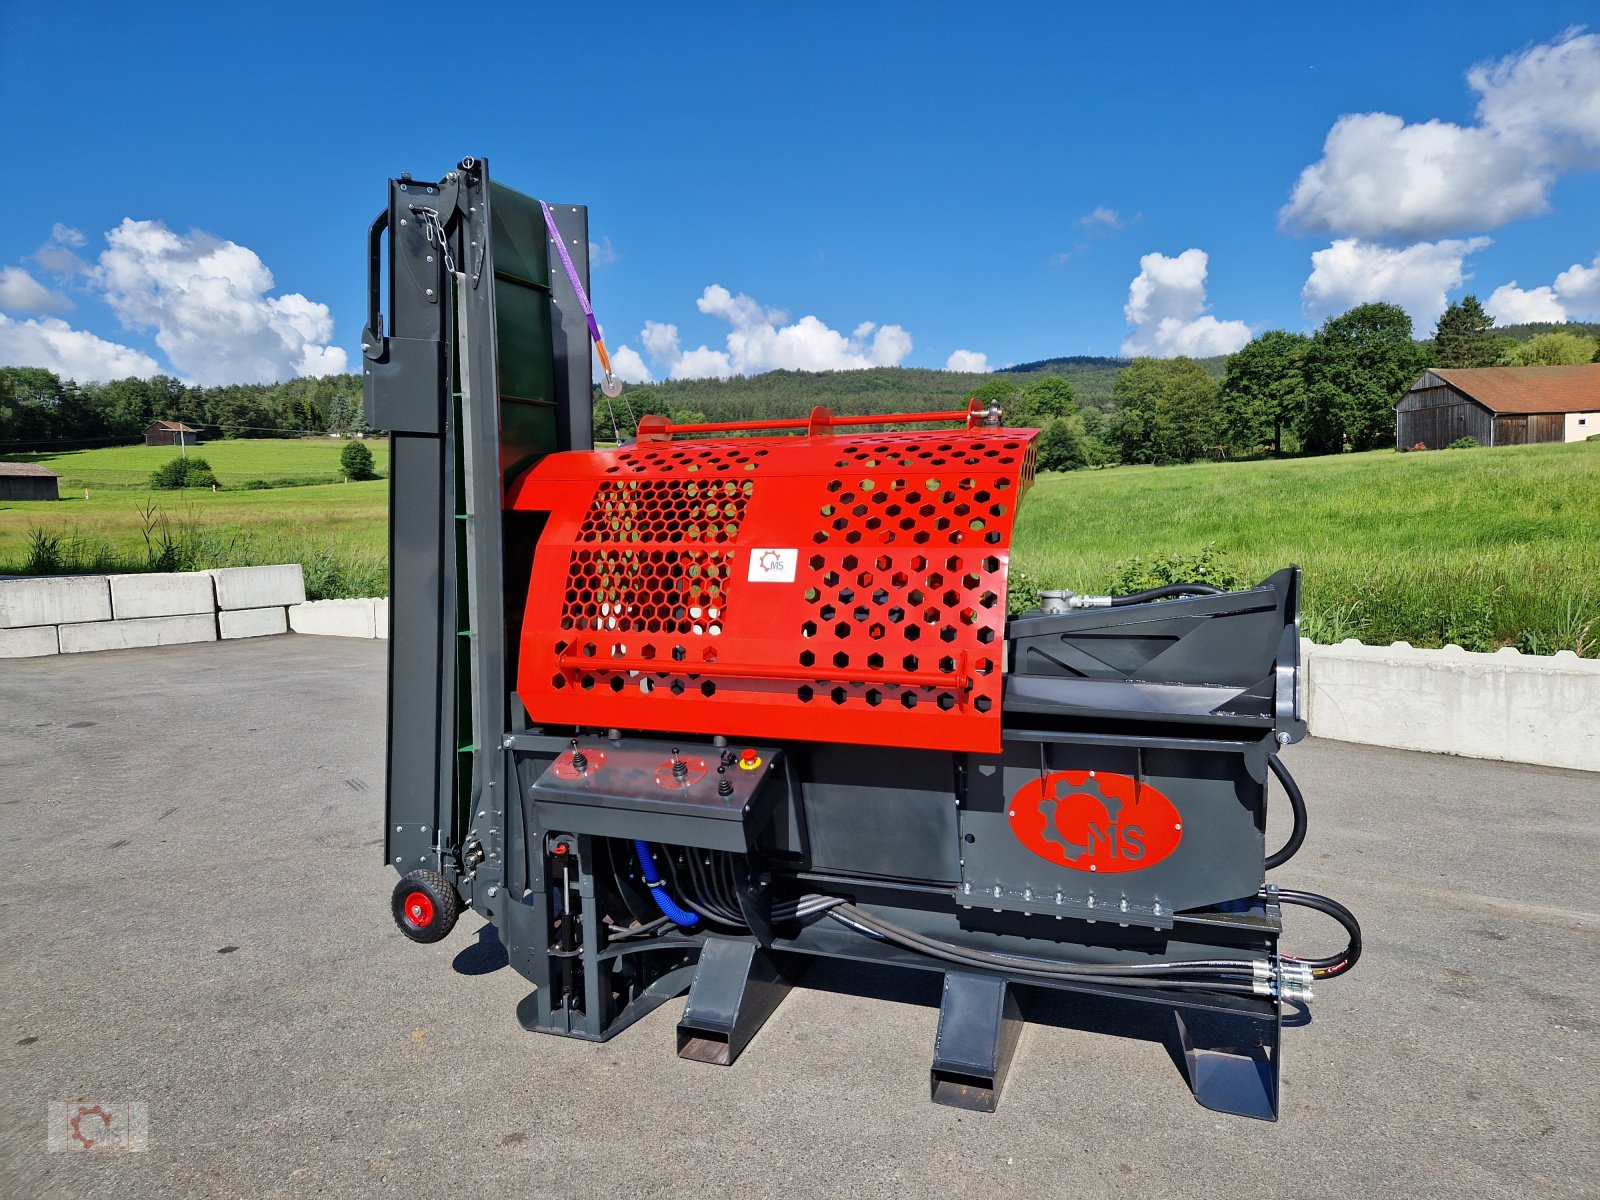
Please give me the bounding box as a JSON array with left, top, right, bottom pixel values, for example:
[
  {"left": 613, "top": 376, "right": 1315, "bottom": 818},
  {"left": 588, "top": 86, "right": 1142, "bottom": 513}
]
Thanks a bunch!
[{"left": 632, "top": 840, "right": 700, "bottom": 927}]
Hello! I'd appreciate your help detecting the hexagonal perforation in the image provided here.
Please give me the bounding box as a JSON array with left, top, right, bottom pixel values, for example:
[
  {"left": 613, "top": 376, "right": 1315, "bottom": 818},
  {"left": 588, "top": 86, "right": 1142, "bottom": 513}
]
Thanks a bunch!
[
  {"left": 525, "top": 424, "right": 1034, "bottom": 750},
  {"left": 561, "top": 547, "right": 732, "bottom": 637},
  {"left": 579, "top": 478, "right": 751, "bottom": 545}
]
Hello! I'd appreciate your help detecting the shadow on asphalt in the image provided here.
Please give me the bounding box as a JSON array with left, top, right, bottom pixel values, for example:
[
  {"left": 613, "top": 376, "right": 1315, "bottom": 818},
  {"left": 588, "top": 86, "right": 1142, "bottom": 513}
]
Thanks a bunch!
[{"left": 453, "top": 923, "right": 510, "bottom": 975}]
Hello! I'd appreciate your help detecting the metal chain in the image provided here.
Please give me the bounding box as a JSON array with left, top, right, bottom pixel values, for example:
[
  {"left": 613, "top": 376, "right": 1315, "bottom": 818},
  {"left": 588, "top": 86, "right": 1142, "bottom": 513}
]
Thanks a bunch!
[{"left": 409, "top": 206, "right": 456, "bottom": 274}]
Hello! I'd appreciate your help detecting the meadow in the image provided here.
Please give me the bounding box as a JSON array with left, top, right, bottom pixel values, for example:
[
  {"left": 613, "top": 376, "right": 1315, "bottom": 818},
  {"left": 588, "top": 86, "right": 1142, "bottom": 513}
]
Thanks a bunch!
[
  {"left": 2, "top": 438, "right": 1595, "bottom": 652},
  {"left": 1, "top": 437, "right": 389, "bottom": 491},
  {"left": 0, "top": 440, "right": 389, "bottom": 599},
  {"left": 1012, "top": 440, "right": 1599, "bottom": 653}
]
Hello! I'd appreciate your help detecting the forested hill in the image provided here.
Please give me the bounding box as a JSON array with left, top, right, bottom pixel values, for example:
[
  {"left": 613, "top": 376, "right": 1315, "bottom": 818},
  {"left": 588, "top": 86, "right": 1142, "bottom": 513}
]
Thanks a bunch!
[{"left": 609, "top": 358, "right": 1166, "bottom": 426}]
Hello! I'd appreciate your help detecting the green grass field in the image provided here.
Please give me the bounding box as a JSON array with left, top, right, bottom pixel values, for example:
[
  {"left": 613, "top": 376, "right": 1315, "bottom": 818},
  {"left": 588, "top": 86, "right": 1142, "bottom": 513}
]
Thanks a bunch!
[
  {"left": 1012, "top": 440, "right": 1599, "bottom": 653},
  {"left": 1, "top": 437, "right": 389, "bottom": 491},
  {"left": 2, "top": 439, "right": 1594, "bottom": 652}
]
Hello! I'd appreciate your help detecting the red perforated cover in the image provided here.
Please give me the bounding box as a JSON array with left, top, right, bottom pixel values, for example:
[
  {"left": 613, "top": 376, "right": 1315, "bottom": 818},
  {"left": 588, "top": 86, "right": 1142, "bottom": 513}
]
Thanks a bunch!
[{"left": 507, "top": 426, "right": 1038, "bottom": 753}]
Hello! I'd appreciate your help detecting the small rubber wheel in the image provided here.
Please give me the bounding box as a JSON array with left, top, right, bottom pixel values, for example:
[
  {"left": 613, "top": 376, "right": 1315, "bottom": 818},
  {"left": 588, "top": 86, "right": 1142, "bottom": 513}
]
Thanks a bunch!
[{"left": 391, "top": 869, "right": 461, "bottom": 944}]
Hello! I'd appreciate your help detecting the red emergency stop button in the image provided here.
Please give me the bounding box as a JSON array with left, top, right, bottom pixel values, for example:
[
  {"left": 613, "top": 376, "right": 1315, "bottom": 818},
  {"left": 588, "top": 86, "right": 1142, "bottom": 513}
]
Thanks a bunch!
[{"left": 738, "top": 748, "right": 762, "bottom": 771}]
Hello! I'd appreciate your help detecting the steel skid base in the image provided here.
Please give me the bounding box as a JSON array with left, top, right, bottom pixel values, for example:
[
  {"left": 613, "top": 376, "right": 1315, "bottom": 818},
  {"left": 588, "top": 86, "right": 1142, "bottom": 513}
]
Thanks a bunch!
[{"left": 505, "top": 923, "right": 1283, "bottom": 1122}]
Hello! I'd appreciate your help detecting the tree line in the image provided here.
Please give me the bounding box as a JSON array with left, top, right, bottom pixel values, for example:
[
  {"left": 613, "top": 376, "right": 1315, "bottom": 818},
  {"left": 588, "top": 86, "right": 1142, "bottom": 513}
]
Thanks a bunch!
[
  {"left": 0, "top": 369, "right": 367, "bottom": 450},
  {"left": 5, "top": 300, "right": 1593, "bottom": 464}
]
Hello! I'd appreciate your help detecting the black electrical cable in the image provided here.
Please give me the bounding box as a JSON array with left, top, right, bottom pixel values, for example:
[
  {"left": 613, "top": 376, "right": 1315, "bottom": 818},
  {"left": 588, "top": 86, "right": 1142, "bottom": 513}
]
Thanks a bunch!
[
  {"left": 1277, "top": 889, "right": 1362, "bottom": 978},
  {"left": 828, "top": 904, "right": 1263, "bottom": 995},
  {"left": 1265, "top": 754, "right": 1308, "bottom": 870},
  {"left": 1108, "top": 582, "right": 1224, "bottom": 607}
]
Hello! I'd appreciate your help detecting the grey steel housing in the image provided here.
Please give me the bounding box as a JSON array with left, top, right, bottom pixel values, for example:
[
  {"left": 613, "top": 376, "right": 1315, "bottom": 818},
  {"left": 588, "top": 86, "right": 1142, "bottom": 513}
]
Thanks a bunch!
[{"left": 368, "top": 159, "right": 1316, "bottom": 1121}]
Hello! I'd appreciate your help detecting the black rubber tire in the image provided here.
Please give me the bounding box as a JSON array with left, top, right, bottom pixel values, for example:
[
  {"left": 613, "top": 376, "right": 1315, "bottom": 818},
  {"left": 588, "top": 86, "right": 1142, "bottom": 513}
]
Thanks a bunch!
[{"left": 391, "top": 869, "right": 461, "bottom": 944}]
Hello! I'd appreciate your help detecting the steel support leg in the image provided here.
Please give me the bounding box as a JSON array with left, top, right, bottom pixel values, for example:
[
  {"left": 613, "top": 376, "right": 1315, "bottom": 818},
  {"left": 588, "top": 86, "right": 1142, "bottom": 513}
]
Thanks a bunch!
[
  {"left": 930, "top": 972, "right": 1023, "bottom": 1112},
  {"left": 1174, "top": 1008, "right": 1281, "bottom": 1121},
  {"left": 676, "top": 937, "right": 794, "bottom": 1066}
]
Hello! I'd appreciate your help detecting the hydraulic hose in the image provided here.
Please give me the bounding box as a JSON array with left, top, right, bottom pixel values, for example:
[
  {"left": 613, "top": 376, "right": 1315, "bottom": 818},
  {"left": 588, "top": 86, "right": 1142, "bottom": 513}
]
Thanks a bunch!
[
  {"left": 827, "top": 904, "right": 1263, "bottom": 995},
  {"left": 632, "top": 840, "right": 700, "bottom": 928},
  {"left": 1277, "top": 888, "right": 1362, "bottom": 979},
  {"left": 1109, "top": 582, "right": 1224, "bottom": 606},
  {"left": 1265, "top": 754, "right": 1309, "bottom": 870}
]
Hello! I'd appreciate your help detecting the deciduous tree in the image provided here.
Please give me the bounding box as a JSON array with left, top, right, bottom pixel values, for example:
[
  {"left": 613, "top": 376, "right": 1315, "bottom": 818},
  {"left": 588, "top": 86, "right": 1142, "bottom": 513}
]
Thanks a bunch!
[
  {"left": 1217, "top": 331, "right": 1308, "bottom": 456},
  {"left": 1300, "top": 303, "right": 1428, "bottom": 454}
]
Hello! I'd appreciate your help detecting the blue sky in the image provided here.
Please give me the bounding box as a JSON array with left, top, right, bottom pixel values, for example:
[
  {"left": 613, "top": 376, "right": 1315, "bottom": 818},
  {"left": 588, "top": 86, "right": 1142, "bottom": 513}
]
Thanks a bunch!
[{"left": 1, "top": 1, "right": 1597, "bottom": 386}]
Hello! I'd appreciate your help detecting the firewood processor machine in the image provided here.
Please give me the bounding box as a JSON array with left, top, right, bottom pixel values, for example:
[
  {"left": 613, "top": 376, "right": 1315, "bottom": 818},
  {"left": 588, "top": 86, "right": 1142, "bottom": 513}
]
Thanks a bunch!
[{"left": 365, "top": 158, "right": 1361, "bottom": 1120}]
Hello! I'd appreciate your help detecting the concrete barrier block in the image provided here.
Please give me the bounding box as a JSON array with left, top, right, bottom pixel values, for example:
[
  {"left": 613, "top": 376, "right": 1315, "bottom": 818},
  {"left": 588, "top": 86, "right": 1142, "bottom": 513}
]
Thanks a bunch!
[
  {"left": 0, "top": 624, "right": 58, "bottom": 657},
  {"left": 59, "top": 614, "right": 216, "bottom": 654},
  {"left": 108, "top": 571, "right": 216, "bottom": 619},
  {"left": 219, "top": 606, "right": 289, "bottom": 639},
  {"left": 288, "top": 599, "right": 376, "bottom": 638},
  {"left": 374, "top": 598, "right": 388, "bottom": 640},
  {"left": 1305, "top": 641, "right": 1600, "bottom": 772},
  {"left": 210, "top": 565, "right": 305, "bottom": 610},
  {"left": 0, "top": 576, "right": 111, "bottom": 628}
]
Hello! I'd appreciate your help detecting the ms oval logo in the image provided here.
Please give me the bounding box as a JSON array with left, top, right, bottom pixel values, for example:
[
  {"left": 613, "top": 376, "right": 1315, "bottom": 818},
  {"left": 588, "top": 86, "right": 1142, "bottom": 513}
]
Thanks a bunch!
[{"left": 1009, "top": 770, "right": 1183, "bottom": 873}]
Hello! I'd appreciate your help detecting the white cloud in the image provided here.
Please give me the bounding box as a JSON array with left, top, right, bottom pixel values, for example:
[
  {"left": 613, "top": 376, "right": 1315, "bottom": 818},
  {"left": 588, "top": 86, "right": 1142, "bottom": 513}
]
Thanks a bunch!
[
  {"left": 609, "top": 344, "right": 653, "bottom": 384},
  {"left": 1120, "top": 249, "right": 1251, "bottom": 358},
  {"left": 1554, "top": 254, "right": 1600, "bottom": 317},
  {"left": 92, "top": 218, "right": 347, "bottom": 385},
  {"left": 1483, "top": 252, "right": 1600, "bottom": 323},
  {"left": 1282, "top": 29, "right": 1600, "bottom": 240},
  {"left": 1484, "top": 282, "right": 1566, "bottom": 323},
  {"left": 1079, "top": 206, "right": 1125, "bottom": 230},
  {"left": 945, "top": 349, "right": 989, "bottom": 372},
  {"left": 51, "top": 224, "right": 86, "bottom": 247},
  {"left": 589, "top": 236, "right": 619, "bottom": 267},
  {"left": 638, "top": 286, "right": 913, "bottom": 380},
  {"left": 0, "top": 314, "right": 160, "bottom": 381},
  {"left": 0, "top": 267, "right": 72, "bottom": 314},
  {"left": 1301, "top": 237, "right": 1491, "bottom": 326}
]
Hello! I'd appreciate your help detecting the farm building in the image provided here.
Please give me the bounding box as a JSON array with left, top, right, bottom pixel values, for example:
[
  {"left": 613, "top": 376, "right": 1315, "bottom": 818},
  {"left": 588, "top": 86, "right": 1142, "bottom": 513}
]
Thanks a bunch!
[
  {"left": 1396, "top": 364, "right": 1600, "bottom": 449},
  {"left": 144, "top": 420, "right": 205, "bottom": 447},
  {"left": 0, "top": 462, "right": 60, "bottom": 500}
]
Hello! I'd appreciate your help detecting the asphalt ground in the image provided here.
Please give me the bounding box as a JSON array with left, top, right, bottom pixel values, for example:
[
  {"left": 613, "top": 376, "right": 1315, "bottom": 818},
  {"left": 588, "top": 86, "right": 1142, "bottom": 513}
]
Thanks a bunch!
[{"left": 1, "top": 637, "right": 1596, "bottom": 1200}]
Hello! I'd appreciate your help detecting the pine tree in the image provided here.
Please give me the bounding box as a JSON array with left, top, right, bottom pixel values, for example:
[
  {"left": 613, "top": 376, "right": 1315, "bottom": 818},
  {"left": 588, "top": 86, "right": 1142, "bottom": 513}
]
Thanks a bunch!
[{"left": 1432, "top": 296, "right": 1498, "bottom": 368}]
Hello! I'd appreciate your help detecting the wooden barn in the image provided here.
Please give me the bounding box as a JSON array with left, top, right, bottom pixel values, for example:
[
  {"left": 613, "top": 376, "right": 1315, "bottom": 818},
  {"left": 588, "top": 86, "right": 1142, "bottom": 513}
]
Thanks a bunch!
[
  {"left": 144, "top": 420, "right": 205, "bottom": 447},
  {"left": 0, "top": 462, "right": 60, "bottom": 501},
  {"left": 1396, "top": 364, "right": 1600, "bottom": 449}
]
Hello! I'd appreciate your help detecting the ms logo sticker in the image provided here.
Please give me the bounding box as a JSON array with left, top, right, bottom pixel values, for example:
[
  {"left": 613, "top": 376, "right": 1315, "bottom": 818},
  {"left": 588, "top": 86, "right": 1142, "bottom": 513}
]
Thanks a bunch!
[
  {"left": 1008, "top": 770, "right": 1182, "bottom": 873},
  {"left": 746, "top": 548, "right": 796, "bottom": 583}
]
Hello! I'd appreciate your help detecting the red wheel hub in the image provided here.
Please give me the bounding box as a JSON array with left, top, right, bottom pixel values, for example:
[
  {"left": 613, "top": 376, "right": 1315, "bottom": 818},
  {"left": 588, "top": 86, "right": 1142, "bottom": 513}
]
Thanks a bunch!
[{"left": 403, "top": 890, "right": 435, "bottom": 927}]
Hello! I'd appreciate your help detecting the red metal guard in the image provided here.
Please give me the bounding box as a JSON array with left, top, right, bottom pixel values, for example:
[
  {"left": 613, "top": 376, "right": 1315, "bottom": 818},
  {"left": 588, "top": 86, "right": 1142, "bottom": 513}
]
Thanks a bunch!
[{"left": 508, "top": 408, "right": 1038, "bottom": 754}]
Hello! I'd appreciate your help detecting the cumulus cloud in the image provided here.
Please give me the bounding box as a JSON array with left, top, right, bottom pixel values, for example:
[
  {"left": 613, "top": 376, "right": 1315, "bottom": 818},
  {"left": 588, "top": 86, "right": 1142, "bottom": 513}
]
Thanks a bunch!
[
  {"left": 1484, "top": 252, "right": 1600, "bottom": 323},
  {"left": 1301, "top": 237, "right": 1490, "bottom": 326},
  {"left": 945, "top": 349, "right": 989, "bottom": 372},
  {"left": 51, "top": 224, "right": 86, "bottom": 248},
  {"left": 0, "top": 314, "right": 160, "bottom": 381},
  {"left": 608, "top": 344, "right": 653, "bottom": 384},
  {"left": 589, "top": 236, "right": 619, "bottom": 267},
  {"left": 1484, "top": 282, "right": 1566, "bottom": 323},
  {"left": 637, "top": 286, "right": 913, "bottom": 380},
  {"left": 91, "top": 219, "right": 347, "bottom": 385},
  {"left": 1281, "top": 30, "right": 1600, "bottom": 240},
  {"left": 0, "top": 267, "right": 72, "bottom": 314},
  {"left": 1554, "top": 255, "right": 1600, "bottom": 316},
  {"left": 1120, "top": 249, "right": 1251, "bottom": 358}
]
